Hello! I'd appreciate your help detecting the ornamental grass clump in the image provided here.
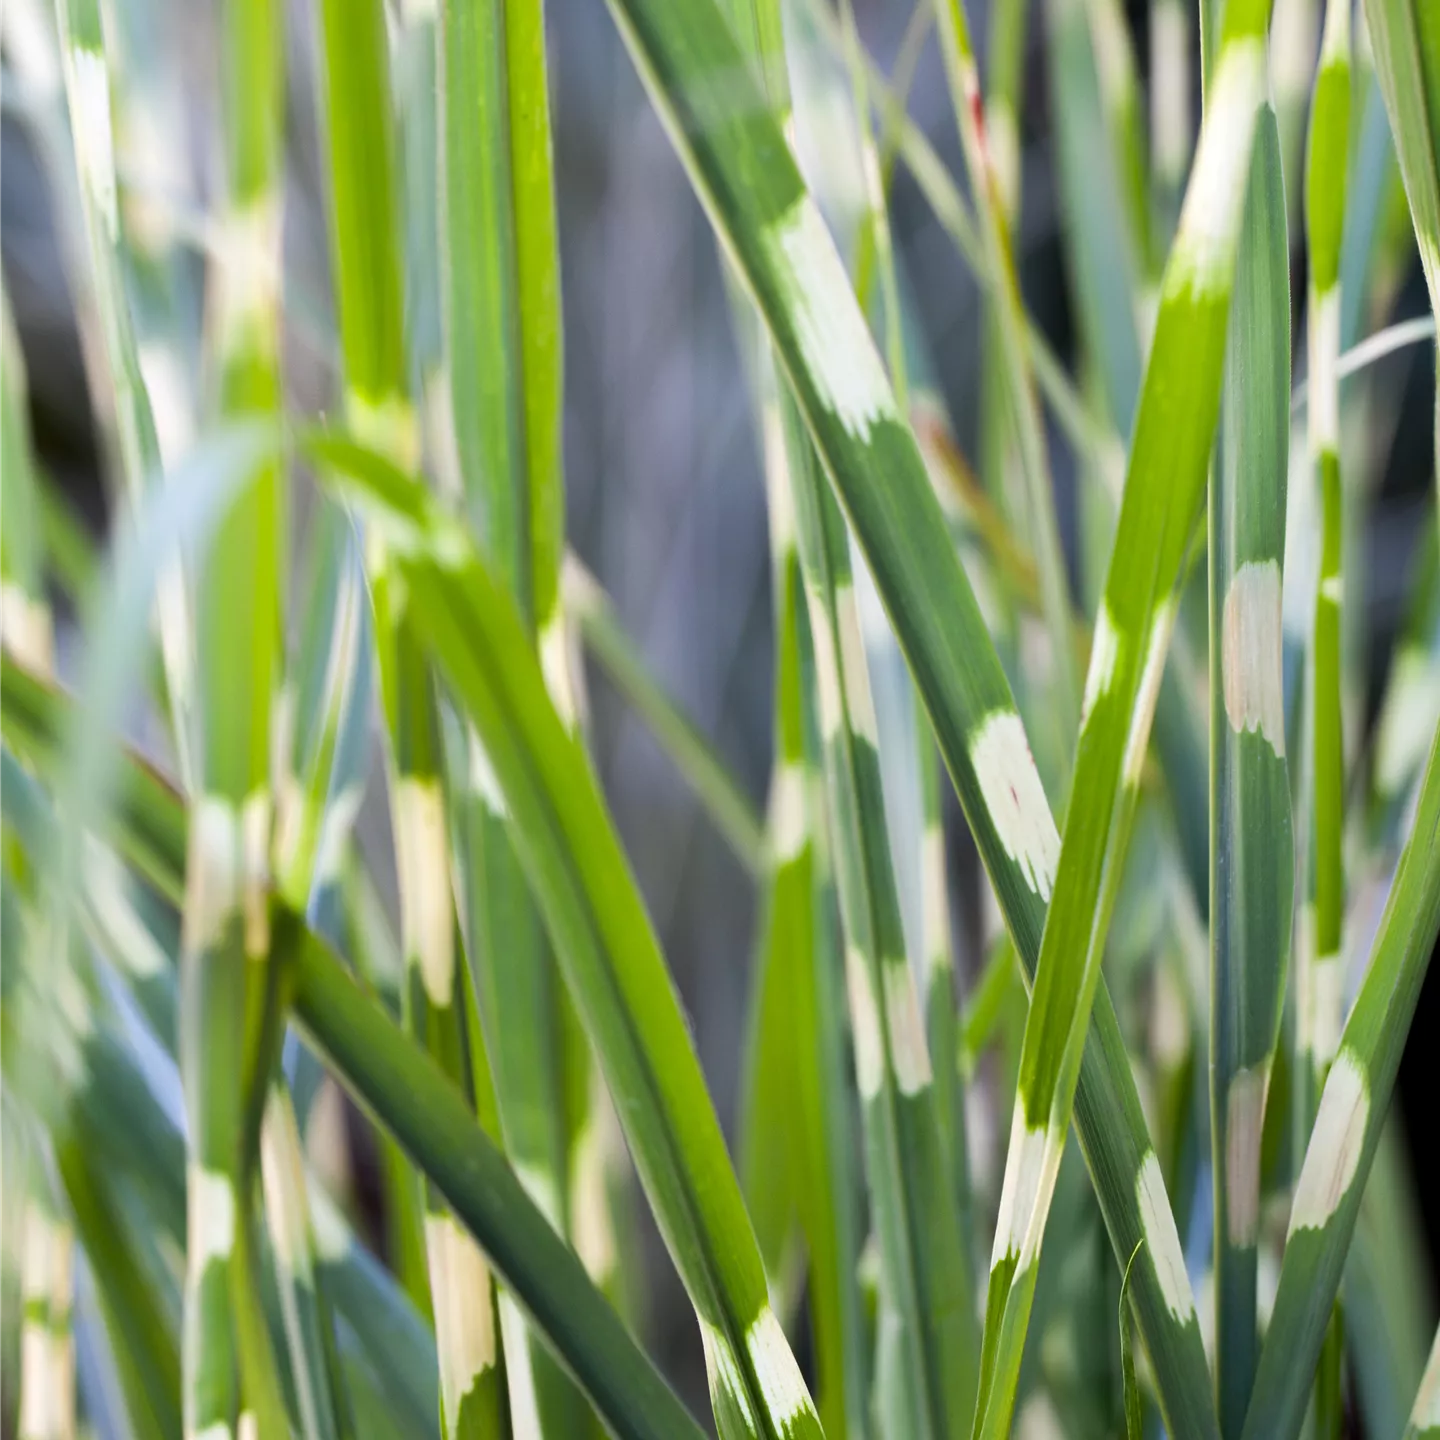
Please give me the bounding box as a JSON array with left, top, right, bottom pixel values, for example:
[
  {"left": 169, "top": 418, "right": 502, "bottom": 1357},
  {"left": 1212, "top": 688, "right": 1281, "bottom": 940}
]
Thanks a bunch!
[{"left": 2, "top": 0, "right": 1440, "bottom": 1435}]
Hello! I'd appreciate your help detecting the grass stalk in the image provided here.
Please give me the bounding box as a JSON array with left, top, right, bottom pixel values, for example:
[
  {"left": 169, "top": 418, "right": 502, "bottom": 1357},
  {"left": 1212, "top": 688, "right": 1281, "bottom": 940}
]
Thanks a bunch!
[
  {"left": 315, "top": 428, "right": 823, "bottom": 1439},
  {"left": 312, "top": 0, "right": 511, "bottom": 1429},
  {"left": 435, "top": 0, "right": 593, "bottom": 1427},
  {"left": 1208, "top": 104, "right": 1292, "bottom": 1439},
  {"left": 972, "top": 2, "right": 1275, "bottom": 1432},
  {"left": 1242, "top": 714, "right": 1440, "bottom": 1439},
  {"left": 3, "top": 657, "right": 716, "bottom": 1440},
  {"left": 597, "top": 0, "right": 1218, "bottom": 1425},
  {"left": 1299, "top": 10, "right": 1356, "bottom": 1428},
  {"left": 1300, "top": 0, "right": 1354, "bottom": 1100},
  {"left": 785, "top": 391, "right": 979, "bottom": 1439}
]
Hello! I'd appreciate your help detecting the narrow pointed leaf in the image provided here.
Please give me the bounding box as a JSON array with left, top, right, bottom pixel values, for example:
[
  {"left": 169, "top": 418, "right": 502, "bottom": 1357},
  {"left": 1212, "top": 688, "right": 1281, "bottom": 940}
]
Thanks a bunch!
[
  {"left": 1243, "top": 717, "right": 1440, "bottom": 1440},
  {"left": 592, "top": 0, "right": 1218, "bottom": 1429},
  {"left": 1209, "top": 104, "right": 1292, "bottom": 1437}
]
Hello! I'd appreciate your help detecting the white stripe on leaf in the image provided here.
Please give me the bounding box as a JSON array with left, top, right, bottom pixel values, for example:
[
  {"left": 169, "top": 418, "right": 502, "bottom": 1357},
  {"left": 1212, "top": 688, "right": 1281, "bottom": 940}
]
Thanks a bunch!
[
  {"left": 425, "top": 1214, "right": 498, "bottom": 1419},
  {"left": 1122, "top": 600, "right": 1175, "bottom": 785},
  {"left": 187, "top": 1166, "right": 237, "bottom": 1274},
  {"left": 1082, "top": 602, "right": 1121, "bottom": 728},
  {"left": 882, "top": 960, "right": 933, "bottom": 1095},
  {"left": 240, "top": 788, "right": 271, "bottom": 958},
  {"left": 1136, "top": 1151, "right": 1196, "bottom": 1321},
  {"left": 1168, "top": 41, "right": 1266, "bottom": 295},
  {"left": 834, "top": 584, "right": 879, "bottom": 746},
  {"left": 846, "top": 946, "right": 884, "bottom": 1098},
  {"left": 1225, "top": 1066, "right": 1268, "bottom": 1246},
  {"left": 184, "top": 797, "right": 238, "bottom": 953},
  {"left": 745, "top": 1307, "right": 819, "bottom": 1432},
  {"left": 1288, "top": 1048, "right": 1369, "bottom": 1234},
  {"left": 766, "top": 195, "right": 896, "bottom": 442},
  {"left": 212, "top": 199, "right": 283, "bottom": 361},
  {"left": 769, "top": 761, "right": 807, "bottom": 864},
  {"left": 1222, "top": 561, "right": 1286, "bottom": 754},
  {"left": 970, "top": 710, "right": 1060, "bottom": 901},
  {"left": 395, "top": 777, "right": 455, "bottom": 1007},
  {"left": 0, "top": 582, "right": 53, "bottom": 673},
  {"left": 991, "top": 1103, "right": 1059, "bottom": 1275},
  {"left": 68, "top": 46, "right": 118, "bottom": 237},
  {"left": 1308, "top": 287, "right": 1341, "bottom": 455}
]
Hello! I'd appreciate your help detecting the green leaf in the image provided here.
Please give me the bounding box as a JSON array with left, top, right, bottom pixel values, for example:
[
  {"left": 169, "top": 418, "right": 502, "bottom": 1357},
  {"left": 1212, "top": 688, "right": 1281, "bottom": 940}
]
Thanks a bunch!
[
  {"left": 314, "top": 431, "right": 821, "bottom": 1440},
  {"left": 2, "top": 679, "right": 709, "bottom": 1440},
  {"left": 287, "top": 921, "right": 713, "bottom": 1440},
  {"left": 1209, "top": 103, "right": 1292, "bottom": 1438},
  {"left": 974, "top": 0, "right": 1276, "bottom": 1430},
  {"left": 783, "top": 392, "right": 979, "bottom": 1438},
  {"left": 593, "top": 0, "right": 1217, "bottom": 1429},
  {"left": 1242, "top": 716, "right": 1440, "bottom": 1440}
]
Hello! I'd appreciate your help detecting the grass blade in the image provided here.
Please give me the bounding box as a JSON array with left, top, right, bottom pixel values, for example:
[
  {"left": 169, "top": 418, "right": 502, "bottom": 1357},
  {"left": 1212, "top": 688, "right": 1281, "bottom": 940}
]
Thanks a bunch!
[
  {"left": 436, "top": 0, "right": 590, "bottom": 1427},
  {"left": 1299, "top": 0, "right": 1354, "bottom": 1099},
  {"left": 972, "top": 3, "right": 1275, "bottom": 1432},
  {"left": 735, "top": 5, "right": 970, "bottom": 1428},
  {"left": 1045, "top": 0, "right": 1211, "bottom": 920},
  {"left": 4, "top": 676, "right": 709, "bottom": 1440},
  {"left": 260, "top": 1084, "right": 351, "bottom": 1440},
  {"left": 1209, "top": 104, "right": 1292, "bottom": 1438},
  {"left": 1297, "top": 9, "right": 1355, "bottom": 1426},
  {"left": 276, "top": 510, "right": 373, "bottom": 936},
  {"left": 595, "top": 0, "right": 1216, "bottom": 1428},
  {"left": 826, "top": 17, "right": 976, "bottom": 1258},
  {"left": 735, "top": 90, "right": 870, "bottom": 1420},
  {"left": 1242, "top": 717, "right": 1440, "bottom": 1440},
  {"left": 313, "top": 1, "right": 507, "bottom": 1428},
  {"left": 784, "top": 398, "right": 979, "bottom": 1438},
  {"left": 285, "top": 919, "right": 711, "bottom": 1440},
  {"left": 758, "top": 543, "right": 868, "bottom": 1438},
  {"left": 189, "top": 0, "right": 293, "bottom": 1427},
  {"left": 316, "top": 432, "right": 822, "bottom": 1440}
]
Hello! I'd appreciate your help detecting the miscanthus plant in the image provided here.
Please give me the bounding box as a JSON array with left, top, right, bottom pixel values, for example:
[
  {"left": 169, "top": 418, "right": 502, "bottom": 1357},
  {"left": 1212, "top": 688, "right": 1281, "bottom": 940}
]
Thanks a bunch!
[{"left": 2, "top": 0, "right": 1440, "bottom": 1432}]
